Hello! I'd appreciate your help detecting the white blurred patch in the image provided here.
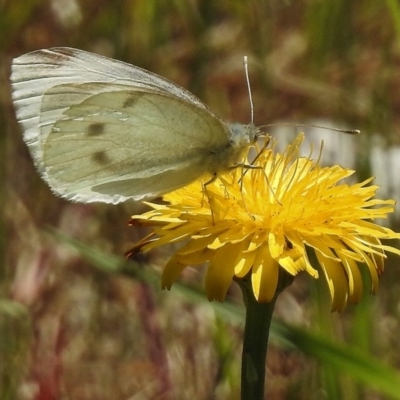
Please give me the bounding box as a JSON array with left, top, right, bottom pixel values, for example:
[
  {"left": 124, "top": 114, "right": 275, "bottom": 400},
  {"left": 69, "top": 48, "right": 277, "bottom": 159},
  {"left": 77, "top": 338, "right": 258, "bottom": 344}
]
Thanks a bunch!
[
  {"left": 370, "top": 135, "right": 400, "bottom": 203},
  {"left": 51, "top": 0, "right": 82, "bottom": 27},
  {"left": 269, "top": 119, "right": 358, "bottom": 168}
]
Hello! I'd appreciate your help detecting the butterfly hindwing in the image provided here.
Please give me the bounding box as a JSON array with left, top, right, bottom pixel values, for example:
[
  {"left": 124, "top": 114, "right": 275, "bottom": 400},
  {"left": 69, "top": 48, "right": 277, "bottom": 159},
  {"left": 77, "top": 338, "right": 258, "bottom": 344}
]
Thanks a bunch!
[{"left": 40, "top": 85, "right": 230, "bottom": 202}]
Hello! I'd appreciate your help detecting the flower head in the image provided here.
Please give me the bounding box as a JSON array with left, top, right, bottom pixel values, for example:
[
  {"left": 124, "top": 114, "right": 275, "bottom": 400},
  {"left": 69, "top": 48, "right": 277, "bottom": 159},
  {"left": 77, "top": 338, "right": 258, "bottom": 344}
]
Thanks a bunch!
[{"left": 128, "top": 134, "right": 400, "bottom": 311}]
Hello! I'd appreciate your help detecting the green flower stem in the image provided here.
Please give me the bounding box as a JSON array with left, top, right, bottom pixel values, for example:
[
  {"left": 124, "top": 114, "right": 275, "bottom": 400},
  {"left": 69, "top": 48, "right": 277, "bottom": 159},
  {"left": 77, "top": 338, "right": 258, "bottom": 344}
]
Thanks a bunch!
[{"left": 236, "top": 271, "right": 293, "bottom": 400}]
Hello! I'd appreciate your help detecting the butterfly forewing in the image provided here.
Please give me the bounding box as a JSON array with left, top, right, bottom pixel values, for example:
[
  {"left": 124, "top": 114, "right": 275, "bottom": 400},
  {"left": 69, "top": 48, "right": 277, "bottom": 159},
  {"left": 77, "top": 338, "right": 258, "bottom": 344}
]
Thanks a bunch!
[{"left": 11, "top": 48, "right": 209, "bottom": 137}]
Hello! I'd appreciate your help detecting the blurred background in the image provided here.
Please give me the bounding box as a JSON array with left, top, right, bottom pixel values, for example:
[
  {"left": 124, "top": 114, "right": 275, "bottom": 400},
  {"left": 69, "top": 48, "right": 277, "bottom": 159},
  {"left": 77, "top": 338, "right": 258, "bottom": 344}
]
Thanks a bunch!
[{"left": 2, "top": 1, "right": 400, "bottom": 399}]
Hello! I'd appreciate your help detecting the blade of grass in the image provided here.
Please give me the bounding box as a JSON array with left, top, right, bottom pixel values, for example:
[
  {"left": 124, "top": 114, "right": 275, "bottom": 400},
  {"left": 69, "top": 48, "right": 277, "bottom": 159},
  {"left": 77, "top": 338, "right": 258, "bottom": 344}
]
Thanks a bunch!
[{"left": 274, "top": 322, "right": 400, "bottom": 400}]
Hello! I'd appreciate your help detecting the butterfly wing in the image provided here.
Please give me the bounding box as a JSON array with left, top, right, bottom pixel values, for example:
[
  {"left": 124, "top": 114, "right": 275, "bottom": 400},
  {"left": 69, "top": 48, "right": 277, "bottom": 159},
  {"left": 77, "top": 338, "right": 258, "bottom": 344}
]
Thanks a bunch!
[
  {"left": 41, "top": 84, "right": 229, "bottom": 202},
  {"left": 11, "top": 48, "right": 230, "bottom": 203}
]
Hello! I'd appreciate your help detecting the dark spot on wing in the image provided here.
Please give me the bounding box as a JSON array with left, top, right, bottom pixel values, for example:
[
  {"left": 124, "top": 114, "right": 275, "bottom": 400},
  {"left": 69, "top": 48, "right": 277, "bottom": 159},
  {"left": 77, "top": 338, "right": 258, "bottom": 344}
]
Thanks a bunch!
[
  {"left": 92, "top": 151, "right": 111, "bottom": 165},
  {"left": 45, "top": 48, "right": 75, "bottom": 64},
  {"left": 123, "top": 92, "right": 145, "bottom": 108},
  {"left": 58, "top": 48, "right": 76, "bottom": 56},
  {"left": 87, "top": 122, "right": 105, "bottom": 136}
]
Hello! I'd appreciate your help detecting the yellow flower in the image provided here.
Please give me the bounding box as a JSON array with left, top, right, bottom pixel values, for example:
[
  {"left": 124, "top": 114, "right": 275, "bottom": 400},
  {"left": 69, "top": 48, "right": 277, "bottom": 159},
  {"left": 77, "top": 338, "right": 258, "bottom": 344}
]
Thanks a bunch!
[{"left": 128, "top": 134, "right": 400, "bottom": 311}]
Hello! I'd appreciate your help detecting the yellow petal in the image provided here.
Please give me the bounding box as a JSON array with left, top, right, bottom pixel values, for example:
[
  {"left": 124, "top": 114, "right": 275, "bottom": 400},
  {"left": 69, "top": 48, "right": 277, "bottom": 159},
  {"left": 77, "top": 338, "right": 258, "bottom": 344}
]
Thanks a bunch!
[
  {"left": 206, "top": 244, "right": 238, "bottom": 301},
  {"left": 315, "top": 252, "right": 348, "bottom": 312},
  {"left": 337, "top": 252, "right": 363, "bottom": 304},
  {"left": 251, "top": 244, "right": 279, "bottom": 302},
  {"left": 268, "top": 229, "right": 285, "bottom": 258},
  {"left": 161, "top": 256, "right": 187, "bottom": 289}
]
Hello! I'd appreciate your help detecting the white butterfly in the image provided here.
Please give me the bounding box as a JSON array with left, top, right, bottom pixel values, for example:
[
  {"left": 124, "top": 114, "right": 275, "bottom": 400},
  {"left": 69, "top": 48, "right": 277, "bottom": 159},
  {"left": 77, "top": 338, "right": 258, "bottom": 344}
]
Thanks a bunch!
[{"left": 11, "top": 47, "right": 260, "bottom": 204}]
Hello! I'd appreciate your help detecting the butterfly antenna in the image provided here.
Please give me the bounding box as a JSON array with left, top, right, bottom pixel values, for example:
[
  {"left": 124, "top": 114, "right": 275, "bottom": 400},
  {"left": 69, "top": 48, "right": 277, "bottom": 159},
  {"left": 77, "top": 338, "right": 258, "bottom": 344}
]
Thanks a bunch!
[
  {"left": 243, "top": 56, "right": 254, "bottom": 125},
  {"left": 259, "top": 122, "right": 360, "bottom": 135}
]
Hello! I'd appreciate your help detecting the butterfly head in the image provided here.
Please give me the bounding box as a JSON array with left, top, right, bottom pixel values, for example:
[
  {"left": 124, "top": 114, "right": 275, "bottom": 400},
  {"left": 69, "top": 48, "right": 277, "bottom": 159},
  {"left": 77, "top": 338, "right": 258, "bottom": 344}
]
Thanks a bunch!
[{"left": 228, "top": 123, "right": 260, "bottom": 147}]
